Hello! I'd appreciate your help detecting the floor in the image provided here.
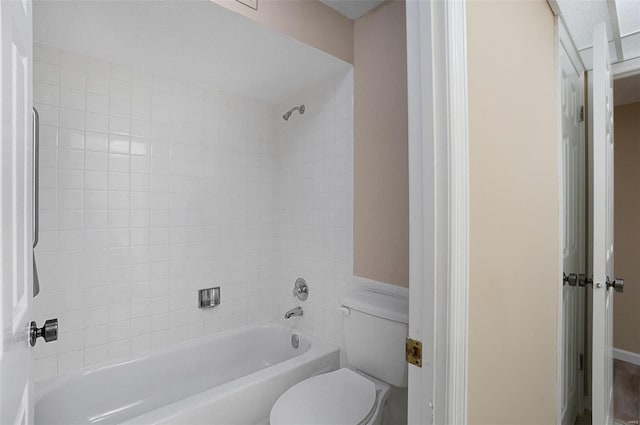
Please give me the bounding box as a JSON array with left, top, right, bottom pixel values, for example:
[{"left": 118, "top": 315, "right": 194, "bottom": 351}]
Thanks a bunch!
[
  {"left": 574, "top": 360, "right": 640, "bottom": 425},
  {"left": 576, "top": 410, "right": 591, "bottom": 425},
  {"left": 614, "top": 359, "right": 640, "bottom": 425}
]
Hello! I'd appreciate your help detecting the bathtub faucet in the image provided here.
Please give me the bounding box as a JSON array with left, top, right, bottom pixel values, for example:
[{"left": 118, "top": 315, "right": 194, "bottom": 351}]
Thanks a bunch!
[{"left": 284, "top": 306, "right": 303, "bottom": 319}]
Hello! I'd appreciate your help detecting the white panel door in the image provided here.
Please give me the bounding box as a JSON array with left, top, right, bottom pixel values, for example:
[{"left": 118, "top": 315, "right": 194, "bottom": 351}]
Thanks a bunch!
[
  {"left": 591, "top": 21, "right": 615, "bottom": 425},
  {"left": 560, "top": 38, "right": 585, "bottom": 425},
  {"left": 0, "top": 0, "right": 34, "bottom": 424}
]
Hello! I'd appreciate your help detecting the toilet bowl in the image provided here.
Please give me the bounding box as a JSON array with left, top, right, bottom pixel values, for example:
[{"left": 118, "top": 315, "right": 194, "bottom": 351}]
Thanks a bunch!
[
  {"left": 270, "top": 287, "right": 409, "bottom": 425},
  {"left": 269, "top": 368, "right": 391, "bottom": 425}
]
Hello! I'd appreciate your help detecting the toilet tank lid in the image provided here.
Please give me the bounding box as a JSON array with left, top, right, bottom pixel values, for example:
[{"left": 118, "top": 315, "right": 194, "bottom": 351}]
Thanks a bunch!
[{"left": 341, "top": 288, "right": 409, "bottom": 324}]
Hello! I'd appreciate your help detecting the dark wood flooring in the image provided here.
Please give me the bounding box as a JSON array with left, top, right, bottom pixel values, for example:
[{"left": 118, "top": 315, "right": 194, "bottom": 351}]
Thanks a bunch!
[{"left": 614, "top": 359, "right": 640, "bottom": 425}]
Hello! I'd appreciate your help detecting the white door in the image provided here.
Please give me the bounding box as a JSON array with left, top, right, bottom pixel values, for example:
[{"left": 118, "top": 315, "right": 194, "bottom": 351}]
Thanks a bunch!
[
  {"left": 0, "top": 0, "right": 34, "bottom": 424},
  {"left": 560, "top": 34, "right": 585, "bottom": 425},
  {"left": 591, "top": 21, "right": 616, "bottom": 425}
]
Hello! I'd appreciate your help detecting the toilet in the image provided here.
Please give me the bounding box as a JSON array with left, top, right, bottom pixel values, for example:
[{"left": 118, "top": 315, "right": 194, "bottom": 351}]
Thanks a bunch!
[{"left": 270, "top": 287, "right": 409, "bottom": 425}]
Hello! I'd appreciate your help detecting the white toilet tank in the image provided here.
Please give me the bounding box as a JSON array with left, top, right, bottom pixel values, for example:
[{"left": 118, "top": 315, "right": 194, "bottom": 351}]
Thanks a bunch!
[{"left": 341, "top": 288, "right": 409, "bottom": 388}]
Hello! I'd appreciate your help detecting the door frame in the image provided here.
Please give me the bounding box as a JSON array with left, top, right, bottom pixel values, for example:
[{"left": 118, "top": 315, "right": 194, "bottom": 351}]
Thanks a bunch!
[{"left": 406, "top": 0, "right": 469, "bottom": 423}]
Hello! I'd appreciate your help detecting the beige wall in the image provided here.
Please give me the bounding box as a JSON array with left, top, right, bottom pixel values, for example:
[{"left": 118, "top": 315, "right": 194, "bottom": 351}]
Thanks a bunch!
[
  {"left": 467, "top": 1, "right": 559, "bottom": 423},
  {"left": 614, "top": 102, "right": 640, "bottom": 354},
  {"left": 210, "top": 0, "right": 354, "bottom": 64},
  {"left": 353, "top": 1, "right": 409, "bottom": 288}
]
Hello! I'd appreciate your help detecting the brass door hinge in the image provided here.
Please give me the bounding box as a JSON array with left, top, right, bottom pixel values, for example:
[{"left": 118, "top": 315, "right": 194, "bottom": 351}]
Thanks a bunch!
[{"left": 406, "top": 337, "right": 422, "bottom": 367}]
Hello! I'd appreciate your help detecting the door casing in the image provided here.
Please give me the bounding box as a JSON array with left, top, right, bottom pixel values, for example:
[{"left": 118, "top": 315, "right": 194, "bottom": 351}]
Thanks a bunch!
[{"left": 406, "top": 0, "right": 469, "bottom": 423}]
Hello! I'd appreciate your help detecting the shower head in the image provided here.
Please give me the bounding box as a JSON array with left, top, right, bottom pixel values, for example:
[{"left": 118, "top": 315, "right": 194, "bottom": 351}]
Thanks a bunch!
[{"left": 282, "top": 104, "right": 305, "bottom": 121}]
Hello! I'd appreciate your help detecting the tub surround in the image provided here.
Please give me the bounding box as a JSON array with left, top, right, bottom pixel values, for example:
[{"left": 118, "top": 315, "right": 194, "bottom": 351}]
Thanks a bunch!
[
  {"left": 32, "top": 44, "right": 355, "bottom": 381},
  {"left": 274, "top": 71, "right": 354, "bottom": 355},
  {"left": 33, "top": 44, "right": 278, "bottom": 380}
]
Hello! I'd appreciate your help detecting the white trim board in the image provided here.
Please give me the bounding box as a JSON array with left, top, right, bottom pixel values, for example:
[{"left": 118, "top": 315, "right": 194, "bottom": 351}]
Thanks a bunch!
[
  {"left": 613, "top": 348, "right": 640, "bottom": 366},
  {"left": 445, "top": 0, "right": 470, "bottom": 423},
  {"left": 406, "top": 2, "right": 437, "bottom": 423},
  {"left": 351, "top": 276, "right": 409, "bottom": 299},
  {"left": 612, "top": 56, "right": 640, "bottom": 79},
  {"left": 406, "top": 0, "right": 469, "bottom": 423},
  {"left": 555, "top": 16, "right": 564, "bottom": 425}
]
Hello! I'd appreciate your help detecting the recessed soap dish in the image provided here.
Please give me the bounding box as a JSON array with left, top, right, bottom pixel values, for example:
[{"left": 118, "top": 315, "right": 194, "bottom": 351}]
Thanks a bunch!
[{"left": 199, "top": 287, "right": 220, "bottom": 309}]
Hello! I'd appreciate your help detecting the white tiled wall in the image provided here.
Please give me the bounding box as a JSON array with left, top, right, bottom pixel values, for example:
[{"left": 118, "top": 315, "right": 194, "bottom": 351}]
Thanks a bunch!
[
  {"left": 32, "top": 44, "right": 278, "bottom": 380},
  {"left": 274, "top": 71, "right": 355, "bottom": 355}
]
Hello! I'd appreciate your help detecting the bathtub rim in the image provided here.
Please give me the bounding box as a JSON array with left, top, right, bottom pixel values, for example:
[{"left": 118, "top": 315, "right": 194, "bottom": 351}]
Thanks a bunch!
[
  {"left": 34, "top": 321, "right": 325, "bottom": 402},
  {"left": 121, "top": 327, "right": 339, "bottom": 425}
]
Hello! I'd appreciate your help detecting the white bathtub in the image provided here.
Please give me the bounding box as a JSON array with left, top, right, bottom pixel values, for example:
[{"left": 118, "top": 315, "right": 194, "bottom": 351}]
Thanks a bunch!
[{"left": 35, "top": 324, "right": 339, "bottom": 425}]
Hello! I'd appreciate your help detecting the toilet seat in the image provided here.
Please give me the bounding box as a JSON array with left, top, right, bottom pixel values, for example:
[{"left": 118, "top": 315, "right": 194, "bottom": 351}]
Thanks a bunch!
[{"left": 270, "top": 368, "right": 377, "bottom": 425}]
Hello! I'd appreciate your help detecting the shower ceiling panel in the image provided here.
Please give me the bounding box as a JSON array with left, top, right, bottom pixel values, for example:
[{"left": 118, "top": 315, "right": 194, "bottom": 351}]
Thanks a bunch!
[
  {"left": 556, "top": 0, "right": 640, "bottom": 70},
  {"left": 33, "top": 0, "right": 350, "bottom": 105}
]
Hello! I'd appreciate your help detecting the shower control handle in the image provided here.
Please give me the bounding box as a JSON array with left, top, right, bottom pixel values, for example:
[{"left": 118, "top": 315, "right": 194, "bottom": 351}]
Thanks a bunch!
[
  {"left": 29, "top": 318, "right": 58, "bottom": 347},
  {"left": 293, "top": 278, "right": 308, "bottom": 301}
]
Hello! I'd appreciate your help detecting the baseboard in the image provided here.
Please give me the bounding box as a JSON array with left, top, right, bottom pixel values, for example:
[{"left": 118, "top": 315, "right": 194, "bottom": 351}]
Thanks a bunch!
[{"left": 613, "top": 348, "right": 640, "bottom": 366}]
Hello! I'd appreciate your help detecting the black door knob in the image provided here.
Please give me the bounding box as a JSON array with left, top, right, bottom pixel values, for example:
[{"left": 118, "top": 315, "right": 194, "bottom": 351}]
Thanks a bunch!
[
  {"left": 606, "top": 276, "right": 624, "bottom": 293},
  {"left": 29, "top": 318, "right": 58, "bottom": 347}
]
